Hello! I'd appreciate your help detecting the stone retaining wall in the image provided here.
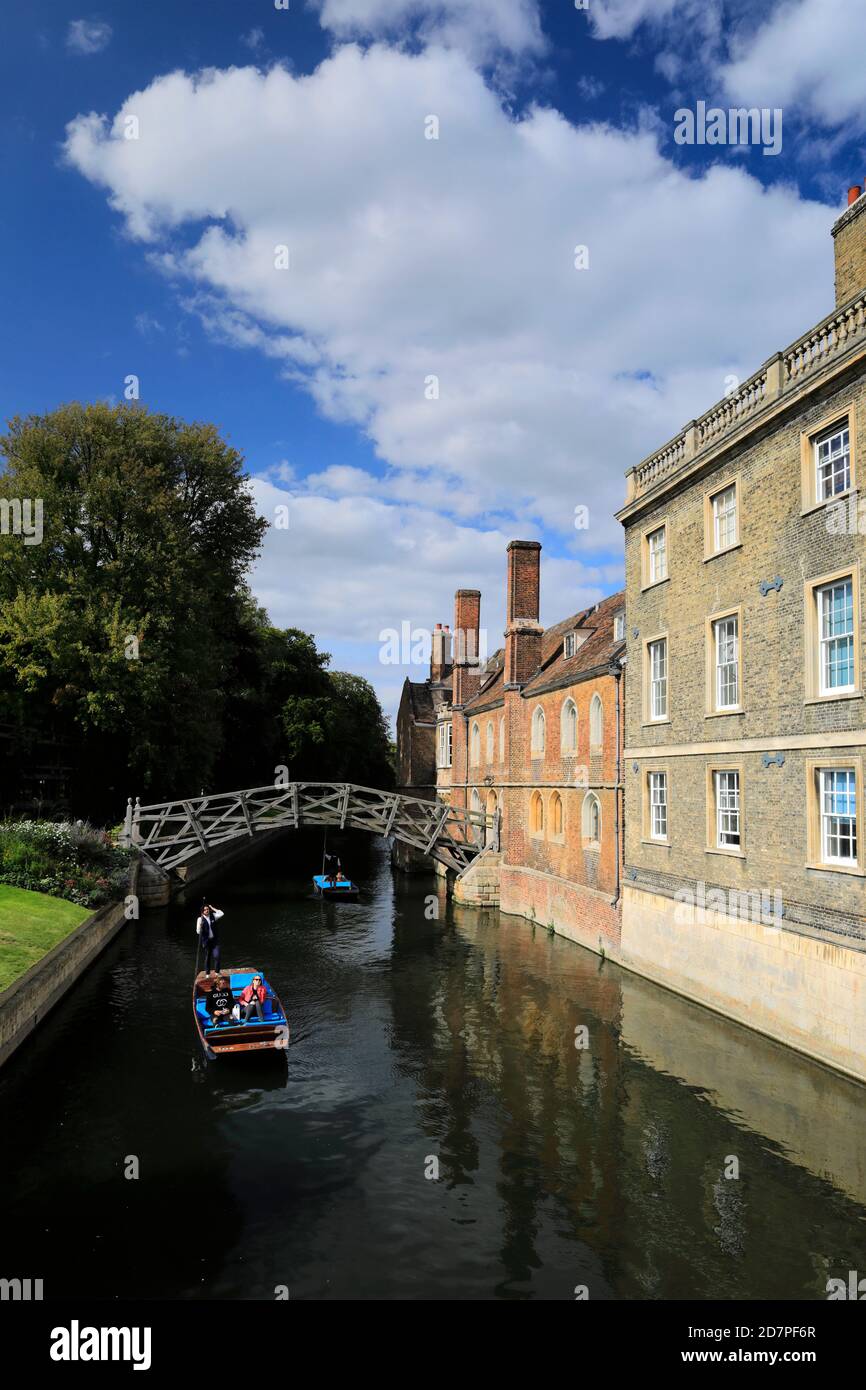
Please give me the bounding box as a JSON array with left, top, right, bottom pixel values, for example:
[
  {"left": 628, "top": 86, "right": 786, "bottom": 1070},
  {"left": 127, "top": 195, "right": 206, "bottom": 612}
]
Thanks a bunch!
[
  {"left": 0, "top": 859, "right": 139, "bottom": 1069},
  {"left": 453, "top": 850, "right": 501, "bottom": 907}
]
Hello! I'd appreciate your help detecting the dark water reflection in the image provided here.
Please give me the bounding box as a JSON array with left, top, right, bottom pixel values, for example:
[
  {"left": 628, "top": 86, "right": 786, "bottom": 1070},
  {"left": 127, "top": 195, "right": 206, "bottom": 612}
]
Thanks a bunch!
[{"left": 1, "top": 832, "right": 865, "bottom": 1300}]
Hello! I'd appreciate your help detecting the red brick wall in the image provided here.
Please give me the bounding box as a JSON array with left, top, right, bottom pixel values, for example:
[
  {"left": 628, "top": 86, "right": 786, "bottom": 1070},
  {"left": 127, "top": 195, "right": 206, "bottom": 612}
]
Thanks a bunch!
[{"left": 460, "top": 670, "right": 624, "bottom": 948}]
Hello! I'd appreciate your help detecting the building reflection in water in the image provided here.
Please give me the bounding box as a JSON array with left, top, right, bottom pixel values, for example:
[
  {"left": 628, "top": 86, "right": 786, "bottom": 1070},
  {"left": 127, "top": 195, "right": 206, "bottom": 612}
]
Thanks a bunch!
[{"left": 387, "top": 883, "right": 866, "bottom": 1300}]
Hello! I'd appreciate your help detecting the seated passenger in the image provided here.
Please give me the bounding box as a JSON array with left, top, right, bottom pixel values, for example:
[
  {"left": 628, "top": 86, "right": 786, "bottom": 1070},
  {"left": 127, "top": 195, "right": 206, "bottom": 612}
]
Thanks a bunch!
[
  {"left": 336, "top": 870, "right": 347, "bottom": 883},
  {"left": 240, "top": 974, "right": 268, "bottom": 1024},
  {"left": 206, "top": 973, "right": 234, "bottom": 1025}
]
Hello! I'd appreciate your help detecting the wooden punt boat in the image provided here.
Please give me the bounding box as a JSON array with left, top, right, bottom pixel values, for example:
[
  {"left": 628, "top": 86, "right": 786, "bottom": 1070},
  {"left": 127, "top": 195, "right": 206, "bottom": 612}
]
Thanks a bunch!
[
  {"left": 312, "top": 873, "right": 360, "bottom": 900},
  {"left": 192, "top": 966, "right": 289, "bottom": 1060}
]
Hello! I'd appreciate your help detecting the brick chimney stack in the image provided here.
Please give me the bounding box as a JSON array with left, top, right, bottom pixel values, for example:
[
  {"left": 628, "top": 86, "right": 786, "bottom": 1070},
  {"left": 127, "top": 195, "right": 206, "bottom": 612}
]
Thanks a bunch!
[
  {"left": 832, "top": 184, "right": 866, "bottom": 307},
  {"left": 452, "top": 590, "right": 481, "bottom": 707},
  {"left": 430, "top": 623, "right": 451, "bottom": 683},
  {"left": 504, "top": 540, "right": 543, "bottom": 688}
]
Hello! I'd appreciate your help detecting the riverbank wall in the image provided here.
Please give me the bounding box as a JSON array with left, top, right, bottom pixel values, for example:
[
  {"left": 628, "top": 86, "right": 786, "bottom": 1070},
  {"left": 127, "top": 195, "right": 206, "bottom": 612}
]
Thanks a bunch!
[{"left": 0, "top": 858, "right": 140, "bottom": 1070}]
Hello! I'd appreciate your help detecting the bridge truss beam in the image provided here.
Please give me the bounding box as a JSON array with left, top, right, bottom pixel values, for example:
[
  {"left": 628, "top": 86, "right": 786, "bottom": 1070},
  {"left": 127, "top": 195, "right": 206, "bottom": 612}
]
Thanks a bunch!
[{"left": 124, "top": 782, "right": 496, "bottom": 875}]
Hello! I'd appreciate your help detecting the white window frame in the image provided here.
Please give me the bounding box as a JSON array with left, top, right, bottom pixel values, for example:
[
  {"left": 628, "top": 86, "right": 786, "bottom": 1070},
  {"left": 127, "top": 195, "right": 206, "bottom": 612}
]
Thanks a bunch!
[
  {"left": 647, "top": 526, "right": 667, "bottom": 584},
  {"left": 815, "top": 422, "right": 851, "bottom": 502},
  {"left": 817, "top": 578, "right": 855, "bottom": 695},
  {"left": 485, "top": 721, "right": 494, "bottom": 763},
  {"left": 712, "top": 484, "right": 738, "bottom": 553},
  {"left": 614, "top": 613, "right": 625, "bottom": 642},
  {"left": 714, "top": 614, "right": 739, "bottom": 711},
  {"left": 470, "top": 721, "right": 480, "bottom": 766},
  {"left": 648, "top": 771, "right": 667, "bottom": 842},
  {"left": 563, "top": 632, "right": 576, "bottom": 659},
  {"left": 714, "top": 769, "right": 741, "bottom": 850},
  {"left": 819, "top": 767, "right": 858, "bottom": 866},
  {"left": 438, "top": 721, "right": 452, "bottom": 769},
  {"left": 648, "top": 638, "right": 668, "bottom": 721}
]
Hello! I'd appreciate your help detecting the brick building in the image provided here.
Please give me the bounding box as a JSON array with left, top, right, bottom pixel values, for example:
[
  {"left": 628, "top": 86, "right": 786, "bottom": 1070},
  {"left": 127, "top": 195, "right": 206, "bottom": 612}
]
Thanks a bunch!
[
  {"left": 395, "top": 540, "right": 626, "bottom": 954},
  {"left": 616, "top": 185, "right": 866, "bottom": 1081}
]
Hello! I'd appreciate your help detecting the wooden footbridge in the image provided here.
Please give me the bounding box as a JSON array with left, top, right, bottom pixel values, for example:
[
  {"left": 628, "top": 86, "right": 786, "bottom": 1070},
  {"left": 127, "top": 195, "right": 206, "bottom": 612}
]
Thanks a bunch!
[{"left": 122, "top": 782, "right": 497, "bottom": 876}]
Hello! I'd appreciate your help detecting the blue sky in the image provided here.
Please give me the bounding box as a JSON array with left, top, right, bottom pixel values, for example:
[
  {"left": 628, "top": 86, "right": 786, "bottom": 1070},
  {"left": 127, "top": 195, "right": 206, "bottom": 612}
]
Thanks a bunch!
[{"left": 2, "top": 0, "right": 864, "bottom": 726}]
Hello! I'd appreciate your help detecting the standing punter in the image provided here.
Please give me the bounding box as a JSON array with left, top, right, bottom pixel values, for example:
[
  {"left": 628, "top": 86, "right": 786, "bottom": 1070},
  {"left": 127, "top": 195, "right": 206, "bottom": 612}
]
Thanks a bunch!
[{"left": 196, "top": 900, "right": 224, "bottom": 974}]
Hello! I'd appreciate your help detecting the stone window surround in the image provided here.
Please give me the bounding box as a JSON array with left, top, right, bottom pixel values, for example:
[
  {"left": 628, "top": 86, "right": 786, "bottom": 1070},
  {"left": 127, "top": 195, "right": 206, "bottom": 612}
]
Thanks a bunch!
[
  {"left": 805, "top": 755, "right": 865, "bottom": 877},
  {"left": 803, "top": 563, "right": 862, "bottom": 704},
  {"left": 549, "top": 790, "right": 565, "bottom": 842},
  {"left": 530, "top": 704, "right": 546, "bottom": 757},
  {"left": 800, "top": 404, "right": 857, "bottom": 516},
  {"left": 581, "top": 791, "right": 602, "bottom": 850},
  {"left": 642, "top": 767, "right": 670, "bottom": 846},
  {"left": 705, "top": 762, "right": 745, "bottom": 858},
  {"left": 589, "top": 692, "right": 604, "bottom": 750},
  {"left": 702, "top": 473, "right": 742, "bottom": 561},
  {"left": 641, "top": 519, "right": 670, "bottom": 590},
  {"left": 642, "top": 631, "right": 670, "bottom": 726},
  {"left": 560, "top": 696, "right": 578, "bottom": 754},
  {"left": 705, "top": 604, "right": 744, "bottom": 717}
]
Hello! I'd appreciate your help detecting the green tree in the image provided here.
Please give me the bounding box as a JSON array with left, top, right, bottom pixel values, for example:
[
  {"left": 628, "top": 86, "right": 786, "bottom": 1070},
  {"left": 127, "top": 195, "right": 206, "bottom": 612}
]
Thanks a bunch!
[{"left": 0, "top": 402, "right": 266, "bottom": 815}]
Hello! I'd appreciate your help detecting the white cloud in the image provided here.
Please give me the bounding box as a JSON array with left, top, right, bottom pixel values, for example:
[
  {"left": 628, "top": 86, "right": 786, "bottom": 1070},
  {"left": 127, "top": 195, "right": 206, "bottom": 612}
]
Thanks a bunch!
[
  {"left": 63, "top": 46, "right": 836, "bottom": 711},
  {"left": 591, "top": 0, "right": 866, "bottom": 140},
  {"left": 721, "top": 0, "right": 866, "bottom": 132},
  {"left": 66, "top": 19, "right": 112, "bottom": 55},
  {"left": 250, "top": 476, "right": 609, "bottom": 724},
  {"left": 313, "top": 0, "right": 546, "bottom": 62},
  {"left": 64, "top": 48, "right": 832, "bottom": 530},
  {"left": 242, "top": 27, "right": 265, "bottom": 52},
  {"left": 589, "top": 0, "right": 687, "bottom": 41}
]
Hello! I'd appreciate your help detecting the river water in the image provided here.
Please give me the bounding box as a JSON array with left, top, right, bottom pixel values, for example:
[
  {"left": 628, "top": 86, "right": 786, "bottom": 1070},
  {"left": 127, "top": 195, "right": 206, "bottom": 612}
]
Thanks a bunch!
[{"left": 2, "top": 832, "right": 865, "bottom": 1301}]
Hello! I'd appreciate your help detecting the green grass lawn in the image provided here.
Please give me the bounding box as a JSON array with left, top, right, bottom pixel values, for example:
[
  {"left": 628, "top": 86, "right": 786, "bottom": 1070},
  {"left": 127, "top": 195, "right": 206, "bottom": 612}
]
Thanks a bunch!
[{"left": 0, "top": 885, "right": 90, "bottom": 993}]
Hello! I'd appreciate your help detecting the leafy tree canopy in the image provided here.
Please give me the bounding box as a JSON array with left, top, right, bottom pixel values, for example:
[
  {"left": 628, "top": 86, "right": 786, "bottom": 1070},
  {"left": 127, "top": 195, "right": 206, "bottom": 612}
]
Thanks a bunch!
[{"left": 0, "top": 403, "right": 392, "bottom": 818}]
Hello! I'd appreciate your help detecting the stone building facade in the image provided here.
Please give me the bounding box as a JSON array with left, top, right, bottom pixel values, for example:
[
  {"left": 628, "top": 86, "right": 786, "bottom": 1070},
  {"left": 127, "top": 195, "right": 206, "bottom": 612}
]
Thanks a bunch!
[
  {"left": 616, "top": 186, "right": 866, "bottom": 1081},
  {"left": 395, "top": 540, "right": 626, "bottom": 954}
]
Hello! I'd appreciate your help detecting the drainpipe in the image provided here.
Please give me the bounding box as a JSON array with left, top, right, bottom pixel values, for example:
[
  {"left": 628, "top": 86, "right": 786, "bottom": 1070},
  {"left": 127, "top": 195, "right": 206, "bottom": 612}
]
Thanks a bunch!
[{"left": 609, "top": 658, "right": 623, "bottom": 908}]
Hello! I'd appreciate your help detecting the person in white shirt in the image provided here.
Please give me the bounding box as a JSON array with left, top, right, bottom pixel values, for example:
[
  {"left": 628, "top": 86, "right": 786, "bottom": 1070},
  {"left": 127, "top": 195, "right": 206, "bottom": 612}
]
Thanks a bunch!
[{"left": 196, "top": 900, "right": 224, "bottom": 973}]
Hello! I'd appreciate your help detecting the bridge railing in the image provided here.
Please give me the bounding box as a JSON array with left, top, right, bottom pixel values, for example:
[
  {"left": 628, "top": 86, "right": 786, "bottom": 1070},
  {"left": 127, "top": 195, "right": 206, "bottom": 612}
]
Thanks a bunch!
[{"left": 123, "top": 781, "right": 496, "bottom": 875}]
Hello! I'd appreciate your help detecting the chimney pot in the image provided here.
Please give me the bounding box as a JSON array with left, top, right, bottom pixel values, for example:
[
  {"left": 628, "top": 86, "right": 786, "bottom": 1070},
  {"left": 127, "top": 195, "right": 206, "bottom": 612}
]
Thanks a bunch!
[{"left": 849, "top": 185, "right": 863, "bottom": 206}]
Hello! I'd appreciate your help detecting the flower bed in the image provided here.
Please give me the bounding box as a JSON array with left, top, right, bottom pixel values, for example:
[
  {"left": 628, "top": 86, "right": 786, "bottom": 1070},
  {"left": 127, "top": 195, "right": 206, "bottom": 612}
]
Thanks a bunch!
[{"left": 0, "top": 820, "right": 132, "bottom": 909}]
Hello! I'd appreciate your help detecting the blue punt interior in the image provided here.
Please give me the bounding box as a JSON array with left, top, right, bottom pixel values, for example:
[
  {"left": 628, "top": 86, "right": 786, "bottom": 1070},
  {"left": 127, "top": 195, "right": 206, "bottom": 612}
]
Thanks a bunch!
[{"left": 196, "top": 971, "right": 285, "bottom": 1034}]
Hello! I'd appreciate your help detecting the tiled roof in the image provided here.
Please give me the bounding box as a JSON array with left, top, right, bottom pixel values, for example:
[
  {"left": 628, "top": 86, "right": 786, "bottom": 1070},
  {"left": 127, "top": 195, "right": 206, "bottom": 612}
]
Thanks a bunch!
[
  {"left": 406, "top": 589, "right": 625, "bottom": 721},
  {"left": 405, "top": 681, "right": 435, "bottom": 722},
  {"left": 522, "top": 589, "right": 625, "bottom": 696}
]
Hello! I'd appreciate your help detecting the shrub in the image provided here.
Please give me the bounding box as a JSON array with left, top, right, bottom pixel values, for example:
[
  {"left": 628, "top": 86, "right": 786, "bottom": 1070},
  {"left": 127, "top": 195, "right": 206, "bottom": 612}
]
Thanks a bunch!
[{"left": 0, "top": 819, "right": 132, "bottom": 909}]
